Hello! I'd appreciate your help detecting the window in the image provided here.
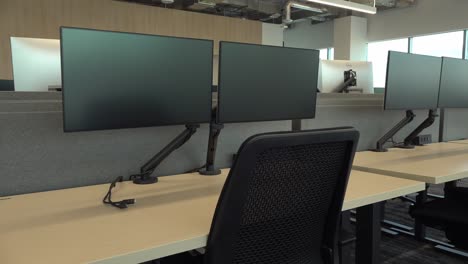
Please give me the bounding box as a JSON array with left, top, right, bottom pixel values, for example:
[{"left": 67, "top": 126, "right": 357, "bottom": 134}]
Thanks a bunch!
[
  {"left": 367, "top": 38, "right": 408, "bottom": 88},
  {"left": 319, "top": 48, "right": 334, "bottom": 60},
  {"left": 411, "top": 31, "right": 464, "bottom": 59},
  {"left": 465, "top": 31, "right": 468, "bottom": 60},
  {"left": 328, "top": 48, "right": 335, "bottom": 60},
  {"left": 319, "top": 49, "right": 328, "bottom": 60}
]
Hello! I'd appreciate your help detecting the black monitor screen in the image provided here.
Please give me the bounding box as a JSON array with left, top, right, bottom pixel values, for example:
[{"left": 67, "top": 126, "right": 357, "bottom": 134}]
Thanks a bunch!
[
  {"left": 0, "top": 80, "right": 14, "bottom": 91},
  {"left": 217, "top": 42, "right": 319, "bottom": 123},
  {"left": 438, "top": 57, "right": 468, "bottom": 108},
  {"left": 384, "top": 51, "right": 442, "bottom": 110},
  {"left": 61, "top": 27, "right": 213, "bottom": 132}
]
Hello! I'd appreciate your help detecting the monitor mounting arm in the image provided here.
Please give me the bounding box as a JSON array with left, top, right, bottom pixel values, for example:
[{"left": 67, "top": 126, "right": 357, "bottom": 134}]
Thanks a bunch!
[
  {"left": 374, "top": 110, "right": 416, "bottom": 152},
  {"left": 338, "top": 70, "right": 362, "bottom": 93},
  {"left": 399, "top": 109, "right": 438, "bottom": 148},
  {"left": 133, "top": 124, "right": 200, "bottom": 184},
  {"left": 199, "top": 122, "right": 223, "bottom": 176}
]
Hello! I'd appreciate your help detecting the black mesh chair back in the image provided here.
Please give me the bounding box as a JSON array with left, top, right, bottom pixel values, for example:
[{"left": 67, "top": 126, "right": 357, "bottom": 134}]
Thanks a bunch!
[{"left": 204, "top": 128, "right": 359, "bottom": 264}]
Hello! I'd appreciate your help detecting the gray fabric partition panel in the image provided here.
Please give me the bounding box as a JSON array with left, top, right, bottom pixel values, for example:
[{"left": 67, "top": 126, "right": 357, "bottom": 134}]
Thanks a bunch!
[
  {"left": 0, "top": 97, "right": 291, "bottom": 196},
  {"left": 216, "top": 121, "right": 291, "bottom": 167},
  {"left": 305, "top": 106, "right": 440, "bottom": 151},
  {"left": 0, "top": 112, "right": 210, "bottom": 196},
  {"left": 0, "top": 92, "right": 456, "bottom": 197},
  {"left": 442, "top": 108, "right": 468, "bottom": 141}
]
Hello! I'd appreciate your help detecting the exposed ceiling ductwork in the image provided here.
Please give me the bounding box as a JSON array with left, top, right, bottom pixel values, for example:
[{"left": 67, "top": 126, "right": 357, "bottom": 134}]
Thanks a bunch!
[{"left": 116, "top": 0, "right": 417, "bottom": 24}]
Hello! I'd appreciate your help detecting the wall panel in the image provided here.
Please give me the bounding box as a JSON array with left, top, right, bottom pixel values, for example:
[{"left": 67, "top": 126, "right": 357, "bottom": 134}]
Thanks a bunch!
[{"left": 0, "top": 0, "right": 262, "bottom": 79}]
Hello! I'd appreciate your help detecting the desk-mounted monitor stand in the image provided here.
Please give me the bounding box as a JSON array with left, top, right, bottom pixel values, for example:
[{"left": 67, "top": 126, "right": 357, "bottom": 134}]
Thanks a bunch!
[
  {"left": 199, "top": 122, "right": 223, "bottom": 176},
  {"left": 338, "top": 70, "right": 362, "bottom": 93},
  {"left": 132, "top": 124, "right": 200, "bottom": 184},
  {"left": 374, "top": 110, "right": 416, "bottom": 152},
  {"left": 397, "top": 109, "right": 438, "bottom": 149}
]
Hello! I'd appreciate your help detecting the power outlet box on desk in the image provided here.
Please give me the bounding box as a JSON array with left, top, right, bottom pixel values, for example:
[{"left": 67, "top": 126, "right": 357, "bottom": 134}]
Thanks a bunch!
[{"left": 412, "top": 134, "right": 432, "bottom": 146}]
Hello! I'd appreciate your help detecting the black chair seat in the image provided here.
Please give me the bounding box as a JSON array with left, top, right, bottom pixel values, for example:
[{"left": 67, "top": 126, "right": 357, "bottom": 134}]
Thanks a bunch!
[
  {"left": 411, "top": 198, "right": 468, "bottom": 227},
  {"left": 410, "top": 189, "right": 468, "bottom": 249}
]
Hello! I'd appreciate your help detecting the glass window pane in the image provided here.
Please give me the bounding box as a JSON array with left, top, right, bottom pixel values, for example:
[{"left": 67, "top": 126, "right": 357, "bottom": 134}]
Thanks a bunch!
[
  {"left": 367, "top": 38, "right": 408, "bottom": 88},
  {"left": 319, "top": 48, "right": 328, "bottom": 60},
  {"left": 329, "top": 48, "right": 334, "bottom": 60},
  {"left": 412, "top": 31, "right": 464, "bottom": 58},
  {"left": 465, "top": 31, "right": 468, "bottom": 60}
]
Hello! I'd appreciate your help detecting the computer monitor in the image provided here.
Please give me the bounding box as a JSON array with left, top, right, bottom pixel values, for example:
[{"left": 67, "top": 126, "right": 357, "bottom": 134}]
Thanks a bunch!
[
  {"left": 375, "top": 51, "right": 442, "bottom": 152},
  {"left": 217, "top": 42, "right": 319, "bottom": 124},
  {"left": 0, "top": 80, "right": 14, "bottom": 91},
  {"left": 384, "top": 51, "right": 442, "bottom": 110},
  {"left": 438, "top": 57, "right": 468, "bottom": 109},
  {"left": 319, "top": 60, "right": 374, "bottom": 94},
  {"left": 61, "top": 27, "right": 213, "bottom": 132}
]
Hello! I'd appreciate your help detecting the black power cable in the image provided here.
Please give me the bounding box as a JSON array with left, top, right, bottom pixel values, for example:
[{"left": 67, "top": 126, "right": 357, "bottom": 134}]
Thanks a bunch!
[
  {"left": 185, "top": 164, "right": 207, "bottom": 174},
  {"left": 103, "top": 176, "right": 136, "bottom": 209}
]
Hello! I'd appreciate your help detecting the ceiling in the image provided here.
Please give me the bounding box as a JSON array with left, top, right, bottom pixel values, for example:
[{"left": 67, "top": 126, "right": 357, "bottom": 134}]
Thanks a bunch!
[{"left": 115, "top": 0, "right": 416, "bottom": 24}]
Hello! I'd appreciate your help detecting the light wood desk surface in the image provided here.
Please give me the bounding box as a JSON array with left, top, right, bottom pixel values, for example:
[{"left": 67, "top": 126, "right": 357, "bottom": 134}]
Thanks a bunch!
[
  {"left": 0, "top": 169, "right": 424, "bottom": 264},
  {"left": 353, "top": 143, "right": 468, "bottom": 184},
  {"left": 448, "top": 139, "right": 468, "bottom": 145}
]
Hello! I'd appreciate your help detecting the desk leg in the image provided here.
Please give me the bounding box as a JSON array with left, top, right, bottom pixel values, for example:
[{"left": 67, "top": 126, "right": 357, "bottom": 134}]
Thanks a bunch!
[
  {"left": 415, "top": 188, "right": 428, "bottom": 241},
  {"left": 444, "top": 181, "right": 457, "bottom": 199},
  {"left": 340, "top": 211, "right": 352, "bottom": 264},
  {"left": 356, "top": 203, "right": 382, "bottom": 264}
]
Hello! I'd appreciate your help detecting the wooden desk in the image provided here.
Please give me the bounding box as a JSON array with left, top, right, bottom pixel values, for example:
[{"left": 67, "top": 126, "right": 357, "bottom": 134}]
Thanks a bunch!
[
  {"left": 0, "top": 169, "right": 424, "bottom": 264},
  {"left": 448, "top": 139, "right": 468, "bottom": 145},
  {"left": 353, "top": 143, "right": 468, "bottom": 184},
  {"left": 344, "top": 170, "right": 424, "bottom": 211}
]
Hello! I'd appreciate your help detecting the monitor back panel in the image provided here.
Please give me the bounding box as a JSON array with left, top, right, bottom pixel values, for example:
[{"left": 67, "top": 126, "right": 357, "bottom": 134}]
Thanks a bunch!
[
  {"left": 61, "top": 27, "right": 213, "bottom": 132},
  {"left": 438, "top": 57, "right": 468, "bottom": 109},
  {"left": 217, "top": 42, "right": 319, "bottom": 123},
  {"left": 384, "top": 51, "right": 441, "bottom": 110}
]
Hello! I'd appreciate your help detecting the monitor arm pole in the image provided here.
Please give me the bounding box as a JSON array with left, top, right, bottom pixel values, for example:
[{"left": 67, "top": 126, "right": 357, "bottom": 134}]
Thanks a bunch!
[
  {"left": 338, "top": 70, "right": 362, "bottom": 93},
  {"left": 374, "top": 110, "right": 415, "bottom": 152},
  {"left": 133, "top": 124, "right": 200, "bottom": 184},
  {"left": 400, "top": 109, "right": 438, "bottom": 148},
  {"left": 199, "top": 123, "right": 223, "bottom": 176}
]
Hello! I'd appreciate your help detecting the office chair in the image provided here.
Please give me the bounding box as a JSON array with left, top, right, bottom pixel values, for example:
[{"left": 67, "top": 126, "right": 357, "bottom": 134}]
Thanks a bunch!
[
  {"left": 161, "top": 127, "right": 359, "bottom": 264},
  {"left": 410, "top": 184, "right": 468, "bottom": 250}
]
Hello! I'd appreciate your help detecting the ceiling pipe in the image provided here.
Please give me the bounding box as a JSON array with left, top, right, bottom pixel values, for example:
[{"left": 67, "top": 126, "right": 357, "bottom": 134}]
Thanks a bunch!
[{"left": 284, "top": 1, "right": 325, "bottom": 24}]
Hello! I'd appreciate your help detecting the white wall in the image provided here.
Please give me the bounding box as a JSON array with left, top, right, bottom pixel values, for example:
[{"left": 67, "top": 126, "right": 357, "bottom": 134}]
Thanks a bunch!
[
  {"left": 368, "top": 0, "right": 468, "bottom": 41},
  {"left": 283, "top": 20, "right": 334, "bottom": 49},
  {"left": 11, "top": 37, "right": 61, "bottom": 92},
  {"left": 262, "top": 23, "right": 284, "bottom": 46}
]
